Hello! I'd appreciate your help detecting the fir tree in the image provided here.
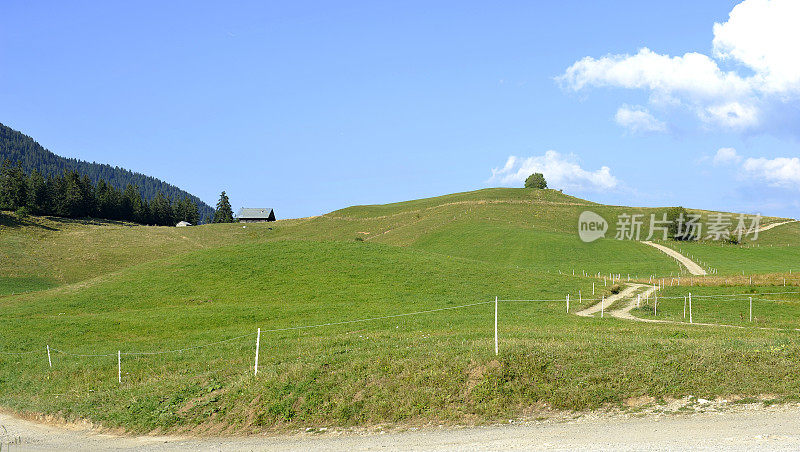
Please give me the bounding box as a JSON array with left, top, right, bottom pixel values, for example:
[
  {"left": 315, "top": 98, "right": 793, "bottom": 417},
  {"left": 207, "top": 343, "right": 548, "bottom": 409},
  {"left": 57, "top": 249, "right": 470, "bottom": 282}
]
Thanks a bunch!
[
  {"left": 149, "top": 192, "right": 173, "bottom": 226},
  {"left": 122, "top": 184, "right": 146, "bottom": 224},
  {"left": 26, "top": 169, "right": 49, "bottom": 215},
  {"left": 213, "top": 191, "right": 234, "bottom": 223},
  {"left": 0, "top": 160, "right": 28, "bottom": 210}
]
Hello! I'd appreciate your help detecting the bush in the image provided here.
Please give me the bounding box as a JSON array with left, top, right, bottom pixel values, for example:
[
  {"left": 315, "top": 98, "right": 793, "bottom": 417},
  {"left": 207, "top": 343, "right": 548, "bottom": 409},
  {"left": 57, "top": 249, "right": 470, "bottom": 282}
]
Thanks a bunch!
[
  {"left": 609, "top": 284, "right": 621, "bottom": 294},
  {"left": 15, "top": 206, "right": 29, "bottom": 219},
  {"left": 666, "top": 206, "right": 693, "bottom": 241},
  {"left": 524, "top": 173, "right": 547, "bottom": 189}
]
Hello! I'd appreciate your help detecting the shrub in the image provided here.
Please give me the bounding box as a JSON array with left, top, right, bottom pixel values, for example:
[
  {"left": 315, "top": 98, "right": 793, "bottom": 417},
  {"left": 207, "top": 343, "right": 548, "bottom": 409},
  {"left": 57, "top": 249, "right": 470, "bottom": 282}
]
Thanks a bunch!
[
  {"left": 609, "top": 284, "right": 621, "bottom": 294},
  {"left": 666, "top": 206, "right": 695, "bottom": 241},
  {"left": 524, "top": 173, "right": 547, "bottom": 189},
  {"left": 15, "top": 206, "right": 29, "bottom": 219}
]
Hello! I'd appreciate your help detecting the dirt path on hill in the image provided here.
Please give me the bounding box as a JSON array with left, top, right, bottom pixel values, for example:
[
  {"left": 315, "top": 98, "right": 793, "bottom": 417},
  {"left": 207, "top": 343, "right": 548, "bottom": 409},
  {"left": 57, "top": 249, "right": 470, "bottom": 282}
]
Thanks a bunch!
[
  {"left": 759, "top": 220, "right": 797, "bottom": 232},
  {"left": 641, "top": 241, "right": 707, "bottom": 276}
]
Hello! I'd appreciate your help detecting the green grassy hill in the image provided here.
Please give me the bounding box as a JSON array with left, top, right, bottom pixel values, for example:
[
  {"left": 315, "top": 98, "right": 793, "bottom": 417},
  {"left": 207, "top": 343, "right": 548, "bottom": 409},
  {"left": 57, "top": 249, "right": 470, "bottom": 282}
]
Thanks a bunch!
[{"left": 1, "top": 188, "right": 799, "bottom": 433}]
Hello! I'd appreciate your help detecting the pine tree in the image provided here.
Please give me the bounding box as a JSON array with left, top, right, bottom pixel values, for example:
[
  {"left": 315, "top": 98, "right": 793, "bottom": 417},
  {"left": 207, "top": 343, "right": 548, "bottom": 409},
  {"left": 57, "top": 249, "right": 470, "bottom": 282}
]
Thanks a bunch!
[
  {"left": 26, "top": 169, "right": 49, "bottom": 215},
  {"left": 149, "top": 192, "right": 173, "bottom": 226},
  {"left": 174, "top": 196, "right": 199, "bottom": 224},
  {"left": 213, "top": 191, "right": 234, "bottom": 223},
  {"left": 122, "top": 184, "right": 146, "bottom": 223},
  {"left": 96, "top": 179, "right": 121, "bottom": 220},
  {"left": 0, "top": 160, "right": 28, "bottom": 210}
]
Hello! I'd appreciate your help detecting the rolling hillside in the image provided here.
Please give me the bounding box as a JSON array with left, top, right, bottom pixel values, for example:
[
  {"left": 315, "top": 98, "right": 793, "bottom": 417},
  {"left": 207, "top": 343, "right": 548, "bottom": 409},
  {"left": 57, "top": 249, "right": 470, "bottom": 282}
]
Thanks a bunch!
[
  {"left": 1, "top": 187, "right": 799, "bottom": 433},
  {"left": 0, "top": 122, "right": 214, "bottom": 221}
]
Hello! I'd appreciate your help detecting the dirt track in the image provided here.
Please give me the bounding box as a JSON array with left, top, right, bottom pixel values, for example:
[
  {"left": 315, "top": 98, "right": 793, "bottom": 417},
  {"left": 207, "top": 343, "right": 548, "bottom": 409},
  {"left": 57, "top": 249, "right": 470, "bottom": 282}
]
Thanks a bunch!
[
  {"left": 759, "top": 220, "right": 797, "bottom": 232},
  {"left": 641, "top": 241, "right": 707, "bottom": 275}
]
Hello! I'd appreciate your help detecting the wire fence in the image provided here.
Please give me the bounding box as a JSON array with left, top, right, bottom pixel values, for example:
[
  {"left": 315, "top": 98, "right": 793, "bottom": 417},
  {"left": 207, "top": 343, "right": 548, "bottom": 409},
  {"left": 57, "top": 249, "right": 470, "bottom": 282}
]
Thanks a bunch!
[
  {"left": 0, "top": 299, "right": 500, "bottom": 358},
  {"left": 3, "top": 288, "right": 800, "bottom": 383}
]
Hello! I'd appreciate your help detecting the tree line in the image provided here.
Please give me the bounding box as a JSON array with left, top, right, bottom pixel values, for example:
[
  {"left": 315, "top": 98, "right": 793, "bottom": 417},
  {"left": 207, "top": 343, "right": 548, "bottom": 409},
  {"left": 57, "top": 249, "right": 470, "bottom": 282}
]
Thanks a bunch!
[
  {"left": 0, "top": 122, "right": 214, "bottom": 221},
  {"left": 0, "top": 160, "right": 200, "bottom": 226}
]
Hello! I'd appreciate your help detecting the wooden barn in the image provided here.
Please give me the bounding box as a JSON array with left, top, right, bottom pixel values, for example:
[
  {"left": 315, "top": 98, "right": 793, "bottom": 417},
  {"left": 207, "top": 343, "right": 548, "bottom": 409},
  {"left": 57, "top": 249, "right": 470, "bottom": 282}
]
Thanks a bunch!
[{"left": 237, "top": 207, "right": 276, "bottom": 223}]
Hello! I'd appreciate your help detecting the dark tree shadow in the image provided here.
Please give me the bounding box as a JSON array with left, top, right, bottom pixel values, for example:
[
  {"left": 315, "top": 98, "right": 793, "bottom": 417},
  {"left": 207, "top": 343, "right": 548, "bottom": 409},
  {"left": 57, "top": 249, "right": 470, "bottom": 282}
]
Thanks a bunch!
[
  {"left": 1, "top": 211, "right": 141, "bottom": 231},
  {"left": 0, "top": 211, "right": 59, "bottom": 231}
]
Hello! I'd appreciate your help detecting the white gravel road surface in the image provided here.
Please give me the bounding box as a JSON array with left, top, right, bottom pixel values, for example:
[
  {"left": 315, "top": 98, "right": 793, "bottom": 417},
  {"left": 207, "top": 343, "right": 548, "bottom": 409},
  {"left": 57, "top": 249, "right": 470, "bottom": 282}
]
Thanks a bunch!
[{"left": 4, "top": 404, "right": 800, "bottom": 451}]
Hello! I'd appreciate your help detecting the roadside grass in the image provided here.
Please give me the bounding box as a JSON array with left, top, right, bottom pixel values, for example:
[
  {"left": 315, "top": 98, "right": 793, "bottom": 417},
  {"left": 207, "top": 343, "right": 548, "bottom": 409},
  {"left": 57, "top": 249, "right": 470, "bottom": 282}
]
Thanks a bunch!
[{"left": 632, "top": 285, "right": 800, "bottom": 330}]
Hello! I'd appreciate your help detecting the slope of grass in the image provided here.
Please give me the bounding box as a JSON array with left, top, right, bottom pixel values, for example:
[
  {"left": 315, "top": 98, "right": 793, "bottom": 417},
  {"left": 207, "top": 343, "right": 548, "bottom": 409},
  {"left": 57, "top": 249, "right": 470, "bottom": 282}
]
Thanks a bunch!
[
  {"left": 1, "top": 188, "right": 799, "bottom": 433},
  {"left": 0, "top": 276, "right": 57, "bottom": 296},
  {"left": 3, "top": 241, "right": 800, "bottom": 434},
  {"left": 0, "top": 240, "right": 600, "bottom": 431},
  {"left": 410, "top": 222, "right": 678, "bottom": 277},
  {"left": 0, "top": 213, "right": 283, "bottom": 286},
  {"left": 328, "top": 187, "right": 596, "bottom": 219}
]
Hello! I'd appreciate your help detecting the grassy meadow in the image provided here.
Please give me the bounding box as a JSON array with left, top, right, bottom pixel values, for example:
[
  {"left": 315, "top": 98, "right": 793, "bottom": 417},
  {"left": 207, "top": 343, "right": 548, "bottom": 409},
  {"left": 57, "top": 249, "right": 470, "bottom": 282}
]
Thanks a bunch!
[{"left": 1, "top": 188, "right": 799, "bottom": 433}]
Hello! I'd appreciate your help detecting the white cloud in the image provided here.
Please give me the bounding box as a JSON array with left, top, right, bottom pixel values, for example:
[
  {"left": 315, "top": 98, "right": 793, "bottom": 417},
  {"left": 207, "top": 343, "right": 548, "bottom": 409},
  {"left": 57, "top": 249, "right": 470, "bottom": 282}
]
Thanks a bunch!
[
  {"left": 713, "top": 147, "right": 800, "bottom": 188},
  {"left": 712, "top": 0, "right": 800, "bottom": 94},
  {"left": 488, "top": 151, "right": 619, "bottom": 192},
  {"left": 614, "top": 105, "right": 666, "bottom": 133},
  {"left": 713, "top": 147, "right": 742, "bottom": 165},
  {"left": 558, "top": 0, "right": 800, "bottom": 132},
  {"left": 742, "top": 156, "right": 800, "bottom": 188}
]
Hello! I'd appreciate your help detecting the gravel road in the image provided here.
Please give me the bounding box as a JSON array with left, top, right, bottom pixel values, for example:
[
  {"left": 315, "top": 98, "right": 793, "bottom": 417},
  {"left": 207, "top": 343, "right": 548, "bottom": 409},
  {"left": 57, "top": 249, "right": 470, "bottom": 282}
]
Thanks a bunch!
[{"left": 4, "top": 404, "right": 800, "bottom": 451}]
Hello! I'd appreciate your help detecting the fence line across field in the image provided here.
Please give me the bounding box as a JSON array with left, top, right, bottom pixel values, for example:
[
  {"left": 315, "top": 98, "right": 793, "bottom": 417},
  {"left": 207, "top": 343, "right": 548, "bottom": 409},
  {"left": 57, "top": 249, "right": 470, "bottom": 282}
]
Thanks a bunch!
[
  {"left": 655, "top": 290, "right": 800, "bottom": 300},
  {"left": 4, "top": 286, "right": 800, "bottom": 384},
  {"left": 5, "top": 290, "right": 799, "bottom": 357},
  {"left": 1, "top": 299, "right": 497, "bottom": 358}
]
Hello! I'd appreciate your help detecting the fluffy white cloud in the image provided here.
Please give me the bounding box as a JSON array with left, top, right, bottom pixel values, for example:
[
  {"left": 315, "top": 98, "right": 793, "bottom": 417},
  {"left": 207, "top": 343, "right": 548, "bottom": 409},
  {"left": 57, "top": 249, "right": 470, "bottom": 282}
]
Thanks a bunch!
[
  {"left": 713, "top": 147, "right": 800, "bottom": 188},
  {"left": 488, "top": 151, "right": 619, "bottom": 192},
  {"left": 614, "top": 105, "right": 666, "bottom": 133},
  {"left": 713, "top": 147, "right": 742, "bottom": 165},
  {"left": 742, "top": 156, "right": 800, "bottom": 188},
  {"left": 559, "top": 0, "right": 800, "bottom": 132},
  {"left": 712, "top": 0, "right": 800, "bottom": 93}
]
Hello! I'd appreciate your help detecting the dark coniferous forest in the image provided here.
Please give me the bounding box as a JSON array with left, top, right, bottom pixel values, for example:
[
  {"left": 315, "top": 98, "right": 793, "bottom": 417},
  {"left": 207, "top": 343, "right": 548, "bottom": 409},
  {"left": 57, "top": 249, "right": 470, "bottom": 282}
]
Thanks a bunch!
[{"left": 0, "top": 122, "right": 213, "bottom": 223}]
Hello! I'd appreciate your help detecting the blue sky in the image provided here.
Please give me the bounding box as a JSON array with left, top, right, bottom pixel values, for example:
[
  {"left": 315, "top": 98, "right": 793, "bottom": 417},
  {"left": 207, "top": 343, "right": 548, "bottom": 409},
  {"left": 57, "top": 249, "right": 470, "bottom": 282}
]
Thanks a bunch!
[{"left": 1, "top": 0, "right": 798, "bottom": 219}]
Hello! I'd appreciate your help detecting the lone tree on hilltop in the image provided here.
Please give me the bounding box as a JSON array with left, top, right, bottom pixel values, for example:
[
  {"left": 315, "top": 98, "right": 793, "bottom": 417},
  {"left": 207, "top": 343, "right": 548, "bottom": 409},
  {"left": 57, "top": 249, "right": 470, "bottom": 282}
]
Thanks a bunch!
[
  {"left": 666, "top": 206, "right": 691, "bottom": 241},
  {"left": 213, "top": 191, "right": 235, "bottom": 223},
  {"left": 525, "top": 172, "right": 547, "bottom": 189}
]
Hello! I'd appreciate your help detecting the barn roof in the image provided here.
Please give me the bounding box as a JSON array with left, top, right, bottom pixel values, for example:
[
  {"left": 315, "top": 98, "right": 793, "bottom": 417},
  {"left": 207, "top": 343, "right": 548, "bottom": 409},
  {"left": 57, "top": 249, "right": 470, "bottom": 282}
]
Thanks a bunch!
[{"left": 237, "top": 208, "right": 274, "bottom": 219}]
